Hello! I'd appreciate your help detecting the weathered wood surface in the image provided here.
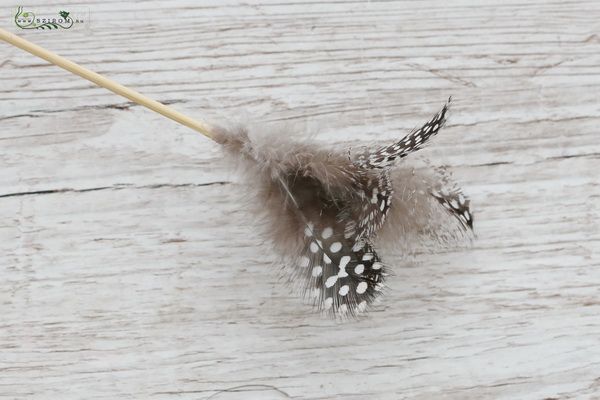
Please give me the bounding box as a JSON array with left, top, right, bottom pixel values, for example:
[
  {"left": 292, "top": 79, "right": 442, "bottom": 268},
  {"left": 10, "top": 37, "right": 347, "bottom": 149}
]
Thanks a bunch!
[{"left": 1, "top": 1, "right": 600, "bottom": 399}]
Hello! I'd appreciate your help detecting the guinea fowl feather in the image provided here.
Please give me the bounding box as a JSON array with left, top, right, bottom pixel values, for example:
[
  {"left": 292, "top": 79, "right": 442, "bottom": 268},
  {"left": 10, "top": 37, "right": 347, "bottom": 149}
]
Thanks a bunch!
[{"left": 219, "top": 98, "right": 473, "bottom": 317}]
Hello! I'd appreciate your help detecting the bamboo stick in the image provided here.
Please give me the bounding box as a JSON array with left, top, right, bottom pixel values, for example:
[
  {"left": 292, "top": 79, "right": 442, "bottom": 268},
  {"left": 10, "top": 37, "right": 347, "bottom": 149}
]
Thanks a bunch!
[{"left": 0, "top": 28, "right": 219, "bottom": 142}]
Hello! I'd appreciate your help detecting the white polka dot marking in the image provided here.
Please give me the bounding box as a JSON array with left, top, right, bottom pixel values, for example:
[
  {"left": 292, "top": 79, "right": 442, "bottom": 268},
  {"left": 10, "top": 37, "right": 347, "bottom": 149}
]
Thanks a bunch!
[
  {"left": 310, "top": 242, "right": 319, "bottom": 253},
  {"left": 324, "top": 297, "right": 333, "bottom": 310},
  {"left": 339, "top": 256, "right": 351, "bottom": 269},
  {"left": 312, "top": 266, "right": 323, "bottom": 277},
  {"left": 354, "top": 264, "right": 365, "bottom": 274},
  {"left": 323, "top": 253, "right": 332, "bottom": 264},
  {"left": 352, "top": 241, "right": 364, "bottom": 252},
  {"left": 339, "top": 285, "right": 349, "bottom": 296},
  {"left": 325, "top": 275, "right": 338, "bottom": 288},
  {"left": 372, "top": 262, "right": 383, "bottom": 270},
  {"left": 330, "top": 242, "right": 342, "bottom": 253},
  {"left": 338, "top": 256, "right": 351, "bottom": 277},
  {"left": 322, "top": 227, "right": 333, "bottom": 239},
  {"left": 356, "top": 281, "right": 368, "bottom": 294}
]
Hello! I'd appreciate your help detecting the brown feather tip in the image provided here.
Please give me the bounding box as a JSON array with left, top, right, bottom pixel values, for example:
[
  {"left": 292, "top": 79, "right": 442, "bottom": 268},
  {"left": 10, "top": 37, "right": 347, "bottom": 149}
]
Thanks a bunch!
[{"left": 220, "top": 98, "right": 472, "bottom": 318}]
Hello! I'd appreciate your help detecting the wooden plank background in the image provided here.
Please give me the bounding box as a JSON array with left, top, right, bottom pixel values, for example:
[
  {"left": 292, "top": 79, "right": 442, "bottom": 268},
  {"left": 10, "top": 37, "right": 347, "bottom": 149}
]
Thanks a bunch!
[{"left": 1, "top": 1, "right": 599, "bottom": 399}]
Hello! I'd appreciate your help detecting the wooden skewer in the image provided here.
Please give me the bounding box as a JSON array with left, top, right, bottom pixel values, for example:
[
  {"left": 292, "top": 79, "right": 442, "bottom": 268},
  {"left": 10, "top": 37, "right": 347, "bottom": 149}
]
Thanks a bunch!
[{"left": 0, "top": 28, "right": 220, "bottom": 142}]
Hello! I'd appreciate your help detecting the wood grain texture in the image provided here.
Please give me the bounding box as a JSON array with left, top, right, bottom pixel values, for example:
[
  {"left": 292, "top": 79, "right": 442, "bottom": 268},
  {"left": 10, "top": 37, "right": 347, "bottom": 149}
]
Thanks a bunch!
[{"left": 1, "top": 1, "right": 599, "bottom": 399}]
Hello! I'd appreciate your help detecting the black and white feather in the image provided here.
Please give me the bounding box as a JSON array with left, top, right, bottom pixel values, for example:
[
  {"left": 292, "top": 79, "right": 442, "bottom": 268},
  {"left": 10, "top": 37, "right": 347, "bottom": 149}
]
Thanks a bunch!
[{"left": 218, "top": 98, "right": 472, "bottom": 318}]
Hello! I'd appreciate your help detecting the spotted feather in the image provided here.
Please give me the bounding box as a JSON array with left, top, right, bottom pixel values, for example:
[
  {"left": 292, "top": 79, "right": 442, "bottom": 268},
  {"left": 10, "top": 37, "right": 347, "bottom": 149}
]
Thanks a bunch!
[
  {"left": 432, "top": 188, "right": 473, "bottom": 231},
  {"left": 346, "top": 169, "right": 393, "bottom": 243},
  {"left": 277, "top": 171, "right": 387, "bottom": 317},
  {"left": 218, "top": 98, "right": 471, "bottom": 318},
  {"left": 356, "top": 98, "right": 451, "bottom": 169},
  {"left": 299, "top": 223, "right": 386, "bottom": 317}
]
